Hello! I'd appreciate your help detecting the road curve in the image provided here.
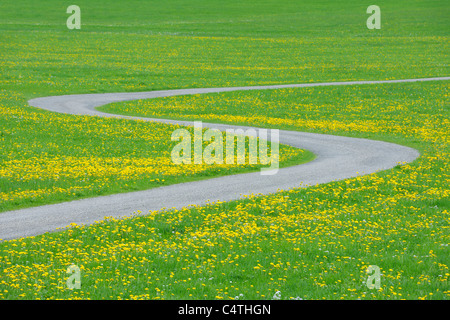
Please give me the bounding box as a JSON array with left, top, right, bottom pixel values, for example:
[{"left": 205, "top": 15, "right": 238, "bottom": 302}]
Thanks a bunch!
[{"left": 1, "top": 77, "right": 448, "bottom": 240}]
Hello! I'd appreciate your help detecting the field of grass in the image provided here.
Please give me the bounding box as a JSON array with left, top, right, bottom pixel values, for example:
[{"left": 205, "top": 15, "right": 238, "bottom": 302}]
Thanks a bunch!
[
  {"left": 2, "top": 81, "right": 448, "bottom": 300},
  {"left": 0, "top": 100, "right": 309, "bottom": 213},
  {"left": 0, "top": 0, "right": 448, "bottom": 300}
]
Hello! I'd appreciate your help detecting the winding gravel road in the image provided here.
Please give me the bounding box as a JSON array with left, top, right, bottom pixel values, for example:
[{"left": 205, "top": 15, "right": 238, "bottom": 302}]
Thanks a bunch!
[{"left": 1, "top": 77, "right": 448, "bottom": 241}]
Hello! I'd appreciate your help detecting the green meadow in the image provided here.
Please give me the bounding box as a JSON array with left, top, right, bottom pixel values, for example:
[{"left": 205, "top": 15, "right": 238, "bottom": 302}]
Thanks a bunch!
[{"left": 0, "top": 0, "right": 448, "bottom": 300}]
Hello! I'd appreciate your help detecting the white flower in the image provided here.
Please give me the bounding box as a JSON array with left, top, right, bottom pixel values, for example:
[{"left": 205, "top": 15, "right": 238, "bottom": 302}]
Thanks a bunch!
[
  {"left": 235, "top": 293, "right": 244, "bottom": 300},
  {"left": 272, "top": 290, "right": 281, "bottom": 300}
]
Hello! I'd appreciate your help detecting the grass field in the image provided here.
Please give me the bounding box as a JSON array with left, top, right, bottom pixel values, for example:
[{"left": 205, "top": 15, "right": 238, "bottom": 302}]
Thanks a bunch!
[
  {"left": 0, "top": 102, "right": 310, "bottom": 213},
  {"left": 0, "top": 0, "right": 449, "bottom": 300}
]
